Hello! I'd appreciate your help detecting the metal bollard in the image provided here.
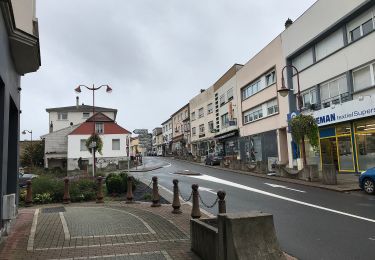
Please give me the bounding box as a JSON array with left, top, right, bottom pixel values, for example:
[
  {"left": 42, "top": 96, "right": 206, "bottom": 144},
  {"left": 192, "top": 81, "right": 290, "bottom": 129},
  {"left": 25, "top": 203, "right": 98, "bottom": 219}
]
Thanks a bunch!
[
  {"left": 126, "top": 176, "right": 134, "bottom": 203},
  {"left": 151, "top": 176, "right": 161, "bottom": 207},
  {"left": 25, "top": 180, "right": 33, "bottom": 207},
  {"left": 217, "top": 190, "right": 226, "bottom": 214},
  {"left": 191, "top": 184, "right": 201, "bottom": 219},
  {"left": 96, "top": 176, "right": 104, "bottom": 203},
  {"left": 171, "top": 179, "right": 181, "bottom": 214},
  {"left": 63, "top": 178, "right": 71, "bottom": 204}
]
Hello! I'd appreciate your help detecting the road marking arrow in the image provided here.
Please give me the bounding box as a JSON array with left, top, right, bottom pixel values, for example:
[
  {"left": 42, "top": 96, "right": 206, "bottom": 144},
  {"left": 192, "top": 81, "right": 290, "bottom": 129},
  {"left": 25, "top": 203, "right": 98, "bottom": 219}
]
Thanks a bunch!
[
  {"left": 264, "top": 183, "right": 306, "bottom": 193},
  {"left": 199, "top": 186, "right": 216, "bottom": 195}
]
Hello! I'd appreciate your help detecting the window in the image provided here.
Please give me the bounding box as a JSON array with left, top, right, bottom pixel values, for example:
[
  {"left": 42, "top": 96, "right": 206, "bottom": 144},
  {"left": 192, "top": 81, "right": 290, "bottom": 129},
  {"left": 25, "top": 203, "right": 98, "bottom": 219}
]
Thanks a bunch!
[
  {"left": 242, "top": 80, "right": 261, "bottom": 100},
  {"left": 220, "top": 94, "right": 226, "bottom": 106},
  {"left": 198, "top": 108, "right": 204, "bottom": 118},
  {"left": 320, "top": 75, "right": 349, "bottom": 108},
  {"left": 208, "top": 121, "right": 214, "bottom": 132},
  {"left": 265, "top": 71, "right": 276, "bottom": 86},
  {"left": 207, "top": 103, "right": 213, "bottom": 114},
  {"left": 112, "top": 139, "right": 120, "bottom": 150},
  {"left": 191, "top": 112, "right": 196, "bottom": 121},
  {"left": 227, "top": 88, "right": 233, "bottom": 101},
  {"left": 266, "top": 99, "right": 279, "bottom": 115},
  {"left": 82, "top": 112, "right": 90, "bottom": 118},
  {"left": 95, "top": 122, "right": 104, "bottom": 134},
  {"left": 221, "top": 113, "right": 229, "bottom": 128},
  {"left": 353, "top": 63, "right": 374, "bottom": 92},
  {"left": 292, "top": 48, "right": 314, "bottom": 71},
  {"left": 350, "top": 18, "right": 374, "bottom": 42},
  {"left": 243, "top": 106, "right": 263, "bottom": 124},
  {"left": 58, "top": 112, "right": 68, "bottom": 120},
  {"left": 192, "top": 127, "right": 196, "bottom": 136},
  {"left": 80, "top": 139, "right": 87, "bottom": 151},
  {"left": 315, "top": 30, "right": 344, "bottom": 60},
  {"left": 199, "top": 124, "right": 205, "bottom": 133},
  {"left": 301, "top": 89, "right": 318, "bottom": 109}
]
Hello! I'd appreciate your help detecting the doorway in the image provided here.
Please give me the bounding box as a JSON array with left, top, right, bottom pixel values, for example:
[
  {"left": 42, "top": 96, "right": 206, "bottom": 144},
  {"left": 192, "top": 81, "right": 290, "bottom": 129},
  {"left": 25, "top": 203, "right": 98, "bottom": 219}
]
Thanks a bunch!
[{"left": 320, "top": 138, "right": 339, "bottom": 170}]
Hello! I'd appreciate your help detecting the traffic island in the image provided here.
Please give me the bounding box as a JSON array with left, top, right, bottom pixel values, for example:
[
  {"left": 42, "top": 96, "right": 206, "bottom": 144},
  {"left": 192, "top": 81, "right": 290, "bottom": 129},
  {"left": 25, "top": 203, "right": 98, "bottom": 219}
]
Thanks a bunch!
[{"left": 191, "top": 211, "right": 286, "bottom": 260}]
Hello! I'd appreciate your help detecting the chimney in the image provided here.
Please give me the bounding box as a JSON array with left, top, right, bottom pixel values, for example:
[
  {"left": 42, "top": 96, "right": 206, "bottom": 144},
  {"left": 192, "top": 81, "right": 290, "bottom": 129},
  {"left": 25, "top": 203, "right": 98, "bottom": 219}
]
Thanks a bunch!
[
  {"left": 200, "top": 89, "right": 205, "bottom": 93},
  {"left": 49, "top": 121, "right": 53, "bottom": 133},
  {"left": 76, "top": 96, "right": 79, "bottom": 108},
  {"left": 285, "top": 18, "right": 293, "bottom": 29}
]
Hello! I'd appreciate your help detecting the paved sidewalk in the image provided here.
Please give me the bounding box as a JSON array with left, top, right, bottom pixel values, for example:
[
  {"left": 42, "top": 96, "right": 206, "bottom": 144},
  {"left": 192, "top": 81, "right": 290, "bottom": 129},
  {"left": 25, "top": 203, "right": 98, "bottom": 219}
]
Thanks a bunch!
[
  {"left": 0, "top": 202, "right": 200, "bottom": 260},
  {"left": 172, "top": 158, "right": 360, "bottom": 192}
]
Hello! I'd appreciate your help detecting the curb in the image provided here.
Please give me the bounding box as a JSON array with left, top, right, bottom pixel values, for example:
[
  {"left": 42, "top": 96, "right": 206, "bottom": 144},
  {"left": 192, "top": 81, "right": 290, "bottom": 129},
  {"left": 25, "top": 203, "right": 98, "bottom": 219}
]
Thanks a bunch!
[
  {"left": 171, "top": 158, "right": 360, "bottom": 193},
  {"left": 129, "top": 166, "right": 163, "bottom": 172}
]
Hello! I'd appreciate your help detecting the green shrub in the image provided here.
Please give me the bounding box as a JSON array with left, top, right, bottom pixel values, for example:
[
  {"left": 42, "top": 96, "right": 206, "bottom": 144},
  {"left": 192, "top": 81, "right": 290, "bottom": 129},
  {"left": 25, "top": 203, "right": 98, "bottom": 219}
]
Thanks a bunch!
[
  {"left": 19, "top": 189, "right": 27, "bottom": 202},
  {"left": 143, "top": 193, "right": 152, "bottom": 201},
  {"left": 34, "top": 193, "right": 53, "bottom": 204},
  {"left": 32, "top": 175, "right": 64, "bottom": 202},
  {"left": 105, "top": 172, "right": 137, "bottom": 195},
  {"left": 70, "top": 178, "right": 97, "bottom": 202}
]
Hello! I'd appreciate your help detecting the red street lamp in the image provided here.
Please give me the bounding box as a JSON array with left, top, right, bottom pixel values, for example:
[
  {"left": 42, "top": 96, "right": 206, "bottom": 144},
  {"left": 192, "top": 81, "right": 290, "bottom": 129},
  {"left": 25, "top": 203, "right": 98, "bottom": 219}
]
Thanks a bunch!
[
  {"left": 277, "top": 65, "right": 307, "bottom": 167},
  {"left": 74, "top": 84, "right": 112, "bottom": 176}
]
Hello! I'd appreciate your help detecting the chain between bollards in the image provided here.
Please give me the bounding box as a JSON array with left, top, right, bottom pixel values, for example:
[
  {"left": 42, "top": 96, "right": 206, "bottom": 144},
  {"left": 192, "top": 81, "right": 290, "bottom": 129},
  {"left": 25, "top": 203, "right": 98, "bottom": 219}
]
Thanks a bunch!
[
  {"left": 171, "top": 179, "right": 181, "bottom": 214},
  {"left": 151, "top": 176, "right": 161, "bottom": 207},
  {"left": 126, "top": 176, "right": 134, "bottom": 203},
  {"left": 198, "top": 194, "right": 219, "bottom": 209},
  {"left": 63, "top": 178, "right": 71, "bottom": 204},
  {"left": 96, "top": 176, "right": 104, "bottom": 203},
  {"left": 25, "top": 180, "right": 33, "bottom": 207}
]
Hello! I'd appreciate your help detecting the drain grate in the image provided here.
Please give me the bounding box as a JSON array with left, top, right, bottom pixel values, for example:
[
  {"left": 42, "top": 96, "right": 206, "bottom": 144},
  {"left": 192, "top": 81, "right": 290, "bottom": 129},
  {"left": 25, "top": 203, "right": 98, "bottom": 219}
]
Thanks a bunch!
[{"left": 41, "top": 206, "right": 66, "bottom": 213}]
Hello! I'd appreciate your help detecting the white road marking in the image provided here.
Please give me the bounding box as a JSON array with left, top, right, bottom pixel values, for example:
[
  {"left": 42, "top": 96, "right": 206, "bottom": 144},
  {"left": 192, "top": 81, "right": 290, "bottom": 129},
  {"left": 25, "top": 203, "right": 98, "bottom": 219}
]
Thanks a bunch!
[
  {"left": 59, "top": 212, "right": 70, "bottom": 240},
  {"left": 199, "top": 186, "right": 216, "bottom": 195},
  {"left": 27, "top": 208, "right": 39, "bottom": 251},
  {"left": 162, "top": 163, "right": 172, "bottom": 168},
  {"left": 265, "top": 183, "right": 306, "bottom": 193},
  {"left": 369, "top": 237, "right": 375, "bottom": 241},
  {"left": 188, "top": 174, "right": 375, "bottom": 223}
]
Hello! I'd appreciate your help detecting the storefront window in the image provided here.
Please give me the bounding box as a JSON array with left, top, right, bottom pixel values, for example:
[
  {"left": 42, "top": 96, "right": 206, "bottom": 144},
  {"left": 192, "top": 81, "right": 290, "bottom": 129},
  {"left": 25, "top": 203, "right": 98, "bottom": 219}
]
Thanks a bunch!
[
  {"left": 224, "top": 139, "right": 239, "bottom": 158},
  {"left": 337, "top": 135, "right": 354, "bottom": 171},
  {"left": 355, "top": 119, "right": 375, "bottom": 171},
  {"left": 336, "top": 123, "right": 351, "bottom": 135}
]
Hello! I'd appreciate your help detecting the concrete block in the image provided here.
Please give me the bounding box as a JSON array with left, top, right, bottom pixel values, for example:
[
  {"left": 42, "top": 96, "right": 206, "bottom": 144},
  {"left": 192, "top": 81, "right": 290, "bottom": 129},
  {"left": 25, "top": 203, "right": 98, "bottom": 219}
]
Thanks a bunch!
[
  {"left": 191, "top": 218, "right": 219, "bottom": 260},
  {"left": 322, "top": 164, "right": 337, "bottom": 185},
  {"left": 218, "top": 212, "right": 286, "bottom": 260}
]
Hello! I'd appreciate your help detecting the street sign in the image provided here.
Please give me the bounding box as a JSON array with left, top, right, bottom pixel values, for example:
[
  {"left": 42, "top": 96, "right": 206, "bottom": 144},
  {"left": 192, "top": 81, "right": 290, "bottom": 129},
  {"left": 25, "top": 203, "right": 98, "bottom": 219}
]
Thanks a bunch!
[{"left": 133, "top": 129, "right": 148, "bottom": 135}]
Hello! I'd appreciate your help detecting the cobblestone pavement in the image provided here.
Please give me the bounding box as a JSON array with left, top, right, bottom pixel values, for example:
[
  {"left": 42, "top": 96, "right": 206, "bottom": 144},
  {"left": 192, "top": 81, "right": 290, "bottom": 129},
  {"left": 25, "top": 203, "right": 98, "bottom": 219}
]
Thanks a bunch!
[{"left": 0, "top": 202, "right": 200, "bottom": 260}]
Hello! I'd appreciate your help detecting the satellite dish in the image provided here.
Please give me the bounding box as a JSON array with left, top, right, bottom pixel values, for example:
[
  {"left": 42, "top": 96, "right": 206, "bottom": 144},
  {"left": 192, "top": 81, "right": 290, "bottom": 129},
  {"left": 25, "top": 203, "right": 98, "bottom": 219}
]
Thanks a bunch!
[{"left": 70, "top": 122, "right": 73, "bottom": 126}]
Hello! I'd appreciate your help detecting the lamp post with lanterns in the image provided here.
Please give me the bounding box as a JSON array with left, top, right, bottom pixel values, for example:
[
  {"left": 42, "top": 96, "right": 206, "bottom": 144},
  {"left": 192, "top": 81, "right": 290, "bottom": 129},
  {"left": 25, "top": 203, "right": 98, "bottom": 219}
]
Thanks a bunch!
[
  {"left": 74, "top": 84, "right": 112, "bottom": 176},
  {"left": 277, "top": 65, "right": 307, "bottom": 167},
  {"left": 22, "top": 129, "right": 33, "bottom": 166}
]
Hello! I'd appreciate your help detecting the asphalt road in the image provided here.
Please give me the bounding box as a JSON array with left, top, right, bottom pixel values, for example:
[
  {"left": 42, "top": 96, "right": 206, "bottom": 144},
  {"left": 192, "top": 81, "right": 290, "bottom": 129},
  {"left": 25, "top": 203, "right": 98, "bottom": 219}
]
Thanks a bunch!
[{"left": 133, "top": 157, "right": 375, "bottom": 260}]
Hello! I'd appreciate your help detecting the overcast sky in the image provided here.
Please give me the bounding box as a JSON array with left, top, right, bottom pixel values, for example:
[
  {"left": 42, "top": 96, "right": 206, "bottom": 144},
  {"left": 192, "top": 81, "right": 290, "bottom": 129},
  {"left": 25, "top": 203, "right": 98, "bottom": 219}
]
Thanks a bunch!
[{"left": 20, "top": 0, "right": 316, "bottom": 140}]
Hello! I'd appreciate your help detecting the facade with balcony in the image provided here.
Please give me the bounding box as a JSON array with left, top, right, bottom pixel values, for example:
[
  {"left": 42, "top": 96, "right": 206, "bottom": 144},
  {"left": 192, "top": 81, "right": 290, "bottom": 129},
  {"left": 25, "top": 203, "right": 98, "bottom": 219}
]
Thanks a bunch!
[
  {"left": 161, "top": 118, "right": 173, "bottom": 156},
  {"left": 0, "top": 0, "right": 41, "bottom": 239},
  {"left": 281, "top": 0, "right": 375, "bottom": 173},
  {"left": 152, "top": 127, "right": 163, "bottom": 156},
  {"left": 213, "top": 64, "right": 243, "bottom": 159},
  {"left": 171, "top": 104, "right": 190, "bottom": 156},
  {"left": 190, "top": 87, "right": 215, "bottom": 157}
]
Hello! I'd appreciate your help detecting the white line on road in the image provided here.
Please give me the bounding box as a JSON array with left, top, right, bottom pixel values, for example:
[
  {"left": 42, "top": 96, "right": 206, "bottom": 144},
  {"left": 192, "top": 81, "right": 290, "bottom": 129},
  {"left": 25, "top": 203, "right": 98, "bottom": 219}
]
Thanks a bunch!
[
  {"left": 59, "top": 212, "right": 70, "bottom": 240},
  {"left": 187, "top": 174, "right": 375, "bottom": 223},
  {"left": 199, "top": 186, "right": 216, "bottom": 195},
  {"left": 265, "top": 183, "right": 306, "bottom": 193},
  {"left": 162, "top": 163, "right": 172, "bottom": 168}
]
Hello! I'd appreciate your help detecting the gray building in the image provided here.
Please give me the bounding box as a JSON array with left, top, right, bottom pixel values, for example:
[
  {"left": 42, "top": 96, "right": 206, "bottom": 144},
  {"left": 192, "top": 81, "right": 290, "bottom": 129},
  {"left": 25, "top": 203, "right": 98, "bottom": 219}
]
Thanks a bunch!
[{"left": 0, "top": 0, "right": 41, "bottom": 239}]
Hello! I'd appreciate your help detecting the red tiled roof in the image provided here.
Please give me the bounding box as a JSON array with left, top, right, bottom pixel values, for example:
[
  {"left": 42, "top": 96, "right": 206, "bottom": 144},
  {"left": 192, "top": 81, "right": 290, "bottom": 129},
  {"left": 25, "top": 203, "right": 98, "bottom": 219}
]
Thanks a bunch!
[
  {"left": 69, "top": 122, "right": 130, "bottom": 135},
  {"left": 86, "top": 112, "right": 113, "bottom": 122}
]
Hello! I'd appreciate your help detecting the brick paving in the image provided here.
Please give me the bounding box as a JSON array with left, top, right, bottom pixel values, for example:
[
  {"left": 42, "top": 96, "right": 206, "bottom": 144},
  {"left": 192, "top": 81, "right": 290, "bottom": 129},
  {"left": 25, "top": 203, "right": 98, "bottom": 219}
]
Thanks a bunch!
[{"left": 0, "top": 202, "right": 200, "bottom": 260}]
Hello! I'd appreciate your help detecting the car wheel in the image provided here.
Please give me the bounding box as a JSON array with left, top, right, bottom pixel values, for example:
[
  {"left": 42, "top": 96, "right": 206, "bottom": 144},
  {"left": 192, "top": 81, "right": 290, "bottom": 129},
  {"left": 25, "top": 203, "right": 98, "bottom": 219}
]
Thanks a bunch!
[{"left": 363, "top": 178, "right": 375, "bottom": 194}]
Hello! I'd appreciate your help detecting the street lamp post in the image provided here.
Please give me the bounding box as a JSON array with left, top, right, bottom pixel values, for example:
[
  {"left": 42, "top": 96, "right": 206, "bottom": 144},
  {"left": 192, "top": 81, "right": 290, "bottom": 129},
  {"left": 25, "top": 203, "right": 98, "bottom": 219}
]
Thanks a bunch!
[
  {"left": 22, "top": 130, "right": 33, "bottom": 167},
  {"left": 75, "top": 84, "right": 112, "bottom": 177},
  {"left": 277, "top": 65, "right": 307, "bottom": 167}
]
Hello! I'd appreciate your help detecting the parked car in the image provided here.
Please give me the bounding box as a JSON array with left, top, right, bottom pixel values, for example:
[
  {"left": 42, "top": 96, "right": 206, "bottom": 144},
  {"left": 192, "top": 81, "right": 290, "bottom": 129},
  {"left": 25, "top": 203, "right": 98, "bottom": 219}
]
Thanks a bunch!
[
  {"left": 359, "top": 167, "right": 375, "bottom": 194},
  {"left": 19, "top": 172, "right": 38, "bottom": 188},
  {"left": 205, "top": 152, "right": 223, "bottom": 166}
]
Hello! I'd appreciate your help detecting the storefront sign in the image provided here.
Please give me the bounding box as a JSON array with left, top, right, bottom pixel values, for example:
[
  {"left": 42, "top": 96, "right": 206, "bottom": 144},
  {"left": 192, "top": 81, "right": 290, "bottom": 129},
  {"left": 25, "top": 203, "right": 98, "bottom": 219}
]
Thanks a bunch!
[{"left": 313, "top": 96, "right": 375, "bottom": 126}]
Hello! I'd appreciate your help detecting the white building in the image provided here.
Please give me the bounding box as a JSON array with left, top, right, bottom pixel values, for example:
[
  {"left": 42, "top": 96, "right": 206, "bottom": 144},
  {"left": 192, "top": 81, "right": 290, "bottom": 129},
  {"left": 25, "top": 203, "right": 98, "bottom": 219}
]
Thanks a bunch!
[
  {"left": 161, "top": 118, "right": 173, "bottom": 156},
  {"left": 281, "top": 0, "right": 375, "bottom": 173},
  {"left": 190, "top": 87, "right": 215, "bottom": 157},
  {"left": 46, "top": 97, "right": 117, "bottom": 132},
  {"left": 67, "top": 113, "right": 130, "bottom": 171}
]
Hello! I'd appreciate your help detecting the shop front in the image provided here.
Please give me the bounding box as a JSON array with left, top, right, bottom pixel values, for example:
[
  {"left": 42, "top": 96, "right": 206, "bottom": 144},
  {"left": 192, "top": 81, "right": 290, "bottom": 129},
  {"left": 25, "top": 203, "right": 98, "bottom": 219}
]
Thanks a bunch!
[
  {"left": 313, "top": 96, "right": 375, "bottom": 173},
  {"left": 215, "top": 130, "right": 239, "bottom": 159}
]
